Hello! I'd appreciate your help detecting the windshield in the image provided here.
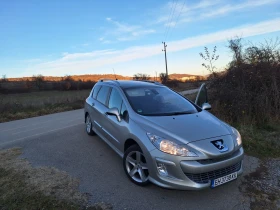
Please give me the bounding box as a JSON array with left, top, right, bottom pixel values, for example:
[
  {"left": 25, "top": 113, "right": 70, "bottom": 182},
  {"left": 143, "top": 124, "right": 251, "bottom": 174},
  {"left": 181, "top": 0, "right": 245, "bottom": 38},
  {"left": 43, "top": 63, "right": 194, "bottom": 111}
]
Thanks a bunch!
[{"left": 124, "top": 86, "right": 198, "bottom": 116}]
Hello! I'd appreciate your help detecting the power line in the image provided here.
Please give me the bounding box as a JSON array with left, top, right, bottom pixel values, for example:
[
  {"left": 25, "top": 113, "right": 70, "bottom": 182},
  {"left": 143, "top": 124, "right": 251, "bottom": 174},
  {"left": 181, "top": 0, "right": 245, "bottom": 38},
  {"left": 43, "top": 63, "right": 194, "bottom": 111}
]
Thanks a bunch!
[
  {"left": 163, "top": 0, "right": 178, "bottom": 42},
  {"left": 166, "top": 0, "right": 187, "bottom": 42},
  {"left": 163, "top": 0, "right": 175, "bottom": 41},
  {"left": 164, "top": 0, "right": 178, "bottom": 42}
]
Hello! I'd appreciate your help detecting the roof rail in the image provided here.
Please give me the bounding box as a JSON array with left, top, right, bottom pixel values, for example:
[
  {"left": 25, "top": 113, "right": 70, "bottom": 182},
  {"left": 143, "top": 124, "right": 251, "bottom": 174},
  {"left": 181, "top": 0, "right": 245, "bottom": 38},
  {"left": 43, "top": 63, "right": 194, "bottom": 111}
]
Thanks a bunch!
[
  {"left": 140, "top": 80, "right": 163, "bottom": 85},
  {"left": 98, "top": 78, "right": 118, "bottom": 82}
]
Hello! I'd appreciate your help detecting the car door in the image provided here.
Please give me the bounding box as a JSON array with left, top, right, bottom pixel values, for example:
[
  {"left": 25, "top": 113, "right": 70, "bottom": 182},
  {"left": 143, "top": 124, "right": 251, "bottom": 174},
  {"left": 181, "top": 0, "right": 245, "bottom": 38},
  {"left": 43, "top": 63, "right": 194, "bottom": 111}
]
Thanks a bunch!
[
  {"left": 195, "top": 83, "right": 209, "bottom": 107},
  {"left": 102, "top": 87, "right": 130, "bottom": 151},
  {"left": 92, "top": 85, "right": 111, "bottom": 135},
  {"left": 87, "top": 85, "right": 101, "bottom": 130}
]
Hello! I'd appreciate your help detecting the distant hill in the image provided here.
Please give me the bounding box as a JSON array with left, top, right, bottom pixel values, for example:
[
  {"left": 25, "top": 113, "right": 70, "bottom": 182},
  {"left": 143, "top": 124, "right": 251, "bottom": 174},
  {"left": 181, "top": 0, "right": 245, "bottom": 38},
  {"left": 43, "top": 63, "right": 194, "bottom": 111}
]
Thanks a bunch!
[
  {"left": 168, "top": 73, "right": 206, "bottom": 81},
  {"left": 7, "top": 74, "right": 132, "bottom": 82},
  {"left": 7, "top": 73, "right": 206, "bottom": 82}
]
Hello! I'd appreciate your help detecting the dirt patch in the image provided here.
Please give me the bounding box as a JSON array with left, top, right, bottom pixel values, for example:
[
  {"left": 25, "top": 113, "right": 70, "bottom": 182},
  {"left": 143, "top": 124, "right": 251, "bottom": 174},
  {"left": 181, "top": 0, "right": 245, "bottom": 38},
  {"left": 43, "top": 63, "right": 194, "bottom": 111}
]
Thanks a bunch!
[{"left": 0, "top": 148, "right": 112, "bottom": 209}]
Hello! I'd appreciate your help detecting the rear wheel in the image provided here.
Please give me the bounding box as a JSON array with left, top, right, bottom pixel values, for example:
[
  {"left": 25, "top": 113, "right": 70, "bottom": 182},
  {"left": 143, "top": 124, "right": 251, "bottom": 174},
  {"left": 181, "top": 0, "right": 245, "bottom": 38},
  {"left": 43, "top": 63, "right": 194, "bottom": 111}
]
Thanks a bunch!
[
  {"left": 123, "top": 145, "right": 150, "bottom": 186},
  {"left": 85, "top": 114, "right": 95, "bottom": 136}
]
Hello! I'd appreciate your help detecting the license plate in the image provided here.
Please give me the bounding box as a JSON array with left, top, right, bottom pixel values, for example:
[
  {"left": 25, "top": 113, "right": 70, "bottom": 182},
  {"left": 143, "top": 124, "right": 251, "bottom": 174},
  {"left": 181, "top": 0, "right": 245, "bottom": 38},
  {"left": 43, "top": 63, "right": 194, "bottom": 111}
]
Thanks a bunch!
[{"left": 211, "top": 172, "right": 237, "bottom": 188}]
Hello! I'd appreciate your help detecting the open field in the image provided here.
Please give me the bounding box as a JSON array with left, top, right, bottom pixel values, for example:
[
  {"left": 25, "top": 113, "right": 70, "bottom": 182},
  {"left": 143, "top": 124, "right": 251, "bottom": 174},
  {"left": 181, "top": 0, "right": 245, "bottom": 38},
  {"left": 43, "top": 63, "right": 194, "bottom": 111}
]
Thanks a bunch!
[
  {"left": 0, "top": 81, "right": 202, "bottom": 123},
  {"left": 0, "top": 90, "right": 90, "bottom": 122}
]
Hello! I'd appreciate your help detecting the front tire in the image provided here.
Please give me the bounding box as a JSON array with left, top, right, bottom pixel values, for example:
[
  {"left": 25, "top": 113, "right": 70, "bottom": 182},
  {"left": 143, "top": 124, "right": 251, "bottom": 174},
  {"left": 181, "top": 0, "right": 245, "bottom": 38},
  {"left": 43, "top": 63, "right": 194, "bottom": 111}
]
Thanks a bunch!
[
  {"left": 85, "top": 114, "right": 95, "bottom": 136},
  {"left": 123, "top": 145, "right": 150, "bottom": 186}
]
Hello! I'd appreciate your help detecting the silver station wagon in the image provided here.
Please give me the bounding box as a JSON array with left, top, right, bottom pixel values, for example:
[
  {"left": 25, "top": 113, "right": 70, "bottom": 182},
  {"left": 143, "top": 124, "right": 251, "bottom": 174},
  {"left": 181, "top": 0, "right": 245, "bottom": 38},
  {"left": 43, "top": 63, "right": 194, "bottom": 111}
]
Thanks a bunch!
[{"left": 84, "top": 80, "right": 244, "bottom": 190}]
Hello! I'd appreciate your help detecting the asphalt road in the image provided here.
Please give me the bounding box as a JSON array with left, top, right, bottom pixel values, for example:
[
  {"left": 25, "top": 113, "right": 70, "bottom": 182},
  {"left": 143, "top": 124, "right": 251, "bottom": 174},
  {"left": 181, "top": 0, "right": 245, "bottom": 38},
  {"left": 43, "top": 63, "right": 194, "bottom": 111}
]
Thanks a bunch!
[{"left": 0, "top": 109, "right": 257, "bottom": 210}]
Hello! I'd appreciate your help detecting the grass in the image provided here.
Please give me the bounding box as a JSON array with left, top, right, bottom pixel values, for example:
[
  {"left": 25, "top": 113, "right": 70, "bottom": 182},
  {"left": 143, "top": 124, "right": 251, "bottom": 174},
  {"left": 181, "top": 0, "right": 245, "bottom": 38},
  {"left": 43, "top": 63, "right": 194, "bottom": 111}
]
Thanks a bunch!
[
  {"left": 0, "top": 148, "right": 111, "bottom": 210},
  {"left": 238, "top": 124, "right": 280, "bottom": 158},
  {"left": 0, "top": 90, "right": 90, "bottom": 122}
]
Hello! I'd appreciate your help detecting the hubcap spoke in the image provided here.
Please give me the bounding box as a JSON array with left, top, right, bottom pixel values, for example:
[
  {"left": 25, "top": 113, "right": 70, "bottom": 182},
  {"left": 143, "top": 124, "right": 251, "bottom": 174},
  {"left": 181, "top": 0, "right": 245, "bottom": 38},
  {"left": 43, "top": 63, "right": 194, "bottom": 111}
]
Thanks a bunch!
[
  {"left": 129, "top": 166, "right": 137, "bottom": 176},
  {"left": 126, "top": 156, "right": 137, "bottom": 166},
  {"left": 140, "top": 163, "right": 148, "bottom": 170},
  {"left": 138, "top": 168, "right": 146, "bottom": 182}
]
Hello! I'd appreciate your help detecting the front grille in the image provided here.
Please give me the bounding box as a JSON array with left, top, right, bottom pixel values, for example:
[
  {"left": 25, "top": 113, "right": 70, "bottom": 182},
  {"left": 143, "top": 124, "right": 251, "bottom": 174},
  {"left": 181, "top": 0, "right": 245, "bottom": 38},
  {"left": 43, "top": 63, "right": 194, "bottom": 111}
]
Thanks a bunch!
[
  {"left": 185, "top": 162, "right": 241, "bottom": 184},
  {"left": 197, "top": 150, "right": 241, "bottom": 165}
]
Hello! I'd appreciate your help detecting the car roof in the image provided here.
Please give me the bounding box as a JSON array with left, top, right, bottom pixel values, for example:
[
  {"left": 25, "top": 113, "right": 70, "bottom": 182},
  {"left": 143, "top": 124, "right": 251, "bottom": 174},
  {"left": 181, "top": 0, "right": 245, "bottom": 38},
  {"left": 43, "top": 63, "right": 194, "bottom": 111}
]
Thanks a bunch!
[{"left": 97, "top": 80, "right": 164, "bottom": 89}]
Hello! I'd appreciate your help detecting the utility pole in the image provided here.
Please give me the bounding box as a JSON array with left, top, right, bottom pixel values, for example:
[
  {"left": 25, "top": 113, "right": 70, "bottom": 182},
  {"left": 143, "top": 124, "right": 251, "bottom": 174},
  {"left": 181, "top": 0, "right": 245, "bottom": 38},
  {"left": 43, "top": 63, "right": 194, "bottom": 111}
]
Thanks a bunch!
[
  {"left": 155, "top": 71, "right": 157, "bottom": 81},
  {"left": 162, "top": 42, "right": 168, "bottom": 78}
]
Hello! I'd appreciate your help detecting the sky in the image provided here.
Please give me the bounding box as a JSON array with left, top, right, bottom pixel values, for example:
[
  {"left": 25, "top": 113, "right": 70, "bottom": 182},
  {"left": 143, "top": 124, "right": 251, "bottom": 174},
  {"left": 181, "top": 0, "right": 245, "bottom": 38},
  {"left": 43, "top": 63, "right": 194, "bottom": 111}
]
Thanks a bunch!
[{"left": 0, "top": 0, "right": 280, "bottom": 78}]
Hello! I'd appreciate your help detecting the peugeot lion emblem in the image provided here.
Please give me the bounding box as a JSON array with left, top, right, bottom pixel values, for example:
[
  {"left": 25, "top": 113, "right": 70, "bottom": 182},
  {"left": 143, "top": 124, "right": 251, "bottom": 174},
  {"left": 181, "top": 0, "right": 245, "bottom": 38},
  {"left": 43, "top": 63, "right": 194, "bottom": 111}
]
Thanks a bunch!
[{"left": 211, "top": 140, "right": 228, "bottom": 152}]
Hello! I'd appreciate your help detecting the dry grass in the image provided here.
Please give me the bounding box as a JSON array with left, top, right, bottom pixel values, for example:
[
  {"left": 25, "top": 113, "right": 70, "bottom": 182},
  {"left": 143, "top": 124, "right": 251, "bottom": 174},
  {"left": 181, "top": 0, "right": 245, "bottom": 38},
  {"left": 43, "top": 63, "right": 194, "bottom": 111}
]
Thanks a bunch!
[
  {"left": 0, "top": 90, "right": 90, "bottom": 122},
  {"left": 238, "top": 124, "right": 280, "bottom": 158},
  {"left": 0, "top": 90, "right": 89, "bottom": 106},
  {"left": 0, "top": 148, "right": 112, "bottom": 210}
]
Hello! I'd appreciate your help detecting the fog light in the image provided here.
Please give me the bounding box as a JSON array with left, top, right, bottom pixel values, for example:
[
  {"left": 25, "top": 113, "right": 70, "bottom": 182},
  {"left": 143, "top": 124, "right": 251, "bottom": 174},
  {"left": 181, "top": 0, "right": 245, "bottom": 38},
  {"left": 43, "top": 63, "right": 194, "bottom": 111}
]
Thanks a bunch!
[{"left": 157, "top": 162, "right": 168, "bottom": 176}]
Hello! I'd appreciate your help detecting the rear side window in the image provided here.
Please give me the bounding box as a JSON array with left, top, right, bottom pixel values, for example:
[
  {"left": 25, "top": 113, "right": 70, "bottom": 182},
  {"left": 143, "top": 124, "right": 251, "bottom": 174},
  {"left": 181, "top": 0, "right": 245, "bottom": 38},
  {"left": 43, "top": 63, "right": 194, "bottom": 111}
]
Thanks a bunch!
[
  {"left": 92, "top": 85, "right": 101, "bottom": 99},
  {"left": 96, "top": 86, "right": 110, "bottom": 105},
  {"left": 108, "top": 88, "right": 122, "bottom": 112}
]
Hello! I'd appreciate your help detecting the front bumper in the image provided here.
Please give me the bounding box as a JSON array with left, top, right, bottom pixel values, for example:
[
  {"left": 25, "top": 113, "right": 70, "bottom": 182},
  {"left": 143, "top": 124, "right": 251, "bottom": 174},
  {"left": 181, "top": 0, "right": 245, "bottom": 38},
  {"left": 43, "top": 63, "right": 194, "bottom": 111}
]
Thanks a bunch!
[{"left": 146, "top": 147, "right": 244, "bottom": 190}]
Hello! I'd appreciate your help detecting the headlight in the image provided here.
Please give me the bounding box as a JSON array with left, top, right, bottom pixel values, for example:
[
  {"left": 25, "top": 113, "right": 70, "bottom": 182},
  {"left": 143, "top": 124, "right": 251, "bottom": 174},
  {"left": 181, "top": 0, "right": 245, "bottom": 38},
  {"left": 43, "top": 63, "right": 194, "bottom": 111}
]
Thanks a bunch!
[
  {"left": 231, "top": 127, "right": 242, "bottom": 146},
  {"left": 147, "top": 133, "right": 197, "bottom": 157}
]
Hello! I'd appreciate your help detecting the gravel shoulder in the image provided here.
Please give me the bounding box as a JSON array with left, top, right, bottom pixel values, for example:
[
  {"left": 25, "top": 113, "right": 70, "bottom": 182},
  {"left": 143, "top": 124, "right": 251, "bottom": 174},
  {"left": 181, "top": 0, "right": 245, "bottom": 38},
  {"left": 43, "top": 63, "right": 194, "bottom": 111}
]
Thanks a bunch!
[{"left": 240, "top": 157, "right": 280, "bottom": 210}]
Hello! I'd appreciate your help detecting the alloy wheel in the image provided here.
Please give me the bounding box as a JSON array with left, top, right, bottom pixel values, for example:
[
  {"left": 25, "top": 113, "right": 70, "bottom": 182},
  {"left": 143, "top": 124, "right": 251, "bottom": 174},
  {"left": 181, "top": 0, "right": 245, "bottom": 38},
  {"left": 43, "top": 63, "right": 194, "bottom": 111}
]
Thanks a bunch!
[
  {"left": 125, "top": 151, "right": 149, "bottom": 183},
  {"left": 86, "top": 115, "right": 92, "bottom": 133}
]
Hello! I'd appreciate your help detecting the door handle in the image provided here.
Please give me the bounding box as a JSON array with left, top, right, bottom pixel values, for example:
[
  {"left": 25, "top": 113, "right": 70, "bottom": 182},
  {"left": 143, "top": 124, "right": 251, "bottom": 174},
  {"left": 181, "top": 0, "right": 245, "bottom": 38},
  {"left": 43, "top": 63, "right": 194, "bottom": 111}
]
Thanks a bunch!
[{"left": 92, "top": 103, "right": 95, "bottom": 107}]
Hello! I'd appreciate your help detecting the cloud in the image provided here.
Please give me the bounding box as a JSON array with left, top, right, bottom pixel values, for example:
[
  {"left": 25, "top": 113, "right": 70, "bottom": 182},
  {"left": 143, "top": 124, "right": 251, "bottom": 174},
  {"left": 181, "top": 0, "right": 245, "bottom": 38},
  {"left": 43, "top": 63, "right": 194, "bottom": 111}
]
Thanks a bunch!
[
  {"left": 155, "top": 0, "right": 220, "bottom": 25},
  {"left": 24, "top": 18, "right": 280, "bottom": 76},
  {"left": 104, "top": 18, "right": 155, "bottom": 41},
  {"left": 22, "top": 58, "right": 42, "bottom": 63},
  {"left": 98, "top": 37, "right": 112, "bottom": 44},
  {"left": 202, "top": 0, "right": 279, "bottom": 18},
  {"left": 156, "top": 0, "right": 279, "bottom": 27}
]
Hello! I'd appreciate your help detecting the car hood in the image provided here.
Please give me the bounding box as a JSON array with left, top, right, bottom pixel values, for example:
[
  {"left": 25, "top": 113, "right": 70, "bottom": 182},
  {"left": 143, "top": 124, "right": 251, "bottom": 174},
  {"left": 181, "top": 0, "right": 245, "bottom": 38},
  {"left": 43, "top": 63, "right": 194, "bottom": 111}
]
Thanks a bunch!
[{"left": 133, "top": 111, "right": 230, "bottom": 144}]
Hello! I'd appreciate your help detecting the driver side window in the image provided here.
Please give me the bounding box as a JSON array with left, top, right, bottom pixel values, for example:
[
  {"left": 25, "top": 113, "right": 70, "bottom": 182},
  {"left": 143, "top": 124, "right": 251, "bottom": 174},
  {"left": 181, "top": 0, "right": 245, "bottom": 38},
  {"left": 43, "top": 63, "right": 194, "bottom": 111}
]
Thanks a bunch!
[
  {"left": 108, "top": 88, "right": 122, "bottom": 113},
  {"left": 120, "top": 102, "right": 128, "bottom": 122},
  {"left": 108, "top": 88, "right": 129, "bottom": 122}
]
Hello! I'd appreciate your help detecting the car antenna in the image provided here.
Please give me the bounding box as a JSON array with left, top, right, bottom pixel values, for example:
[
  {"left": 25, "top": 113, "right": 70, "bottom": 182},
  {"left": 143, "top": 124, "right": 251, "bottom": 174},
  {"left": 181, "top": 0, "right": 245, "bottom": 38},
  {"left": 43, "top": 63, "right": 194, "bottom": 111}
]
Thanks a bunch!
[{"left": 112, "top": 68, "right": 118, "bottom": 80}]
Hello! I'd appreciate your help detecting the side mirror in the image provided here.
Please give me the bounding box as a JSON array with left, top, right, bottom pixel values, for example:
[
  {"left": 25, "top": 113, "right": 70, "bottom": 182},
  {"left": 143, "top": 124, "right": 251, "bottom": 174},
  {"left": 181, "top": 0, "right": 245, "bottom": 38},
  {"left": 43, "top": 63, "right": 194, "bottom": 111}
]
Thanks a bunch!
[
  {"left": 106, "top": 107, "right": 121, "bottom": 122},
  {"left": 202, "top": 103, "right": 211, "bottom": 110}
]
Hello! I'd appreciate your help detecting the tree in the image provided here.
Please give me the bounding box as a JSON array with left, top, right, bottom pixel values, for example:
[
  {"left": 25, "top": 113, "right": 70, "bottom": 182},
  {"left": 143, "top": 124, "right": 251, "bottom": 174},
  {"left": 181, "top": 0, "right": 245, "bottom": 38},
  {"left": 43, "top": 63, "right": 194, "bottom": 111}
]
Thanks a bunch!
[
  {"left": 159, "top": 73, "right": 168, "bottom": 83},
  {"left": 25, "top": 79, "right": 32, "bottom": 90},
  {"left": 32, "top": 74, "right": 44, "bottom": 90},
  {"left": 63, "top": 75, "right": 73, "bottom": 82},
  {"left": 227, "top": 37, "right": 243, "bottom": 66},
  {"left": 1, "top": 74, "right": 7, "bottom": 82},
  {"left": 199, "top": 46, "right": 219, "bottom": 76},
  {"left": 133, "top": 73, "right": 150, "bottom": 81}
]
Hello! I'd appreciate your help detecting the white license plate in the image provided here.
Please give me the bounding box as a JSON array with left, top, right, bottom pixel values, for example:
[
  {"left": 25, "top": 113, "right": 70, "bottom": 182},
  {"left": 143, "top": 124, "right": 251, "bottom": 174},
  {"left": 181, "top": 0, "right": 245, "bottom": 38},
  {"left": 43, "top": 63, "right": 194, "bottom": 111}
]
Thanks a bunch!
[{"left": 211, "top": 172, "right": 237, "bottom": 188}]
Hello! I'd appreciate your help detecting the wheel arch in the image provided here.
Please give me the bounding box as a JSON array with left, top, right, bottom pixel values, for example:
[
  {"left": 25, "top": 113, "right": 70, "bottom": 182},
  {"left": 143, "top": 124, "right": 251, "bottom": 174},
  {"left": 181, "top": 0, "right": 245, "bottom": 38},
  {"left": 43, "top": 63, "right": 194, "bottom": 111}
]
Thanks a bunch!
[
  {"left": 84, "top": 112, "right": 89, "bottom": 123},
  {"left": 124, "top": 139, "right": 139, "bottom": 152}
]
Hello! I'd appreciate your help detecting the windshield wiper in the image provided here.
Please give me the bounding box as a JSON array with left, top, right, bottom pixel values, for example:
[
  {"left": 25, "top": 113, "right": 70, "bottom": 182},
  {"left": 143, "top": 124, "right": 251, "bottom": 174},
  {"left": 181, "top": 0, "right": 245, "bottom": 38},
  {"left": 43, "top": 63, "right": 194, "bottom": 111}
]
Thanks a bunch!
[
  {"left": 162, "top": 111, "right": 194, "bottom": 116},
  {"left": 144, "top": 111, "right": 194, "bottom": 116}
]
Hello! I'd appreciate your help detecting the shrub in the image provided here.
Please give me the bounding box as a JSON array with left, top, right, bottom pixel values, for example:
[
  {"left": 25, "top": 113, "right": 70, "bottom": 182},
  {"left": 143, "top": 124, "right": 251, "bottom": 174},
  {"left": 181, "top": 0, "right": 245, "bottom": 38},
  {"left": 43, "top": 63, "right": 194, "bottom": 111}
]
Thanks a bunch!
[
  {"left": 32, "top": 74, "right": 45, "bottom": 90},
  {"left": 159, "top": 73, "right": 168, "bottom": 83},
  {"left": 133, "top": 73, "right": 150, "bottom": 81},
  {"left": 209, "top": 38, "right": 280, "bottom": 125},
  {"left": 164, "top": 79, "right": 179, "bottom": 88}
]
